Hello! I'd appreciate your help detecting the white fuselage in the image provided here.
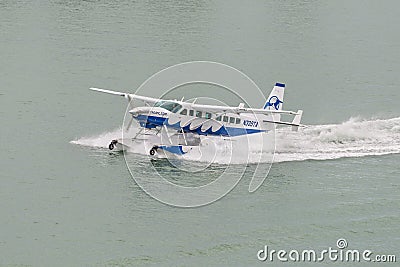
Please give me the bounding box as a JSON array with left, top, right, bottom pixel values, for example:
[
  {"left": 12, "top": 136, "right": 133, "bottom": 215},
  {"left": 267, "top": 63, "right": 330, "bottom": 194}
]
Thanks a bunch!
[{"left": 130, "top": 102, "right": 276, "bottom": 137}]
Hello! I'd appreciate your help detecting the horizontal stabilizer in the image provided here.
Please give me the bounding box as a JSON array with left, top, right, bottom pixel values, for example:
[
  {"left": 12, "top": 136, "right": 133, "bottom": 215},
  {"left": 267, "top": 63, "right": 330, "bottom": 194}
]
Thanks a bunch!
[
  {"left": 291, "top": 110, "right": 303, "bottom": 131},
  {"left": 263, "top": 110, "right": 304, "bottom": 131}
]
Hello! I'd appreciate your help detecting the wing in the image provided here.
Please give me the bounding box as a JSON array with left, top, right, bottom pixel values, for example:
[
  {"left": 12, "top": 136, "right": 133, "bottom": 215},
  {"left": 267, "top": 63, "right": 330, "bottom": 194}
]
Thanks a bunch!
[
  {"left": 90, "top": 87, "right": 301, "bottom": 115},
  {"left": 90, "top": 87, "right": 159, "bottom": 105}
]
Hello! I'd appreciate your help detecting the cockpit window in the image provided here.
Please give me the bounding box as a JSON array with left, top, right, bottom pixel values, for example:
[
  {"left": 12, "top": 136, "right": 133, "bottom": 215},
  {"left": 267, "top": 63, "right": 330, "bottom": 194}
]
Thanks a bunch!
[
  {"left": 154, "top": 101, "right": 182, "bottom": 113},
  {"left": 171, "top": 105, "right": 182, "bottom": 113}
]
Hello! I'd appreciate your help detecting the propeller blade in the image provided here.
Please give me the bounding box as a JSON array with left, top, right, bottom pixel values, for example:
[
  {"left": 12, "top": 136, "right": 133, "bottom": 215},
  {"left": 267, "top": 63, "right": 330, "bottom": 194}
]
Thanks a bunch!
[
  {"left": 126, "top": 116, "right": 134, "bottom": 131},
  {"left": 127, "top": 95, "right": 135, "bottom": 110},
  {"left": 125, "top": 95, "right": 136, "bottom": 131}
]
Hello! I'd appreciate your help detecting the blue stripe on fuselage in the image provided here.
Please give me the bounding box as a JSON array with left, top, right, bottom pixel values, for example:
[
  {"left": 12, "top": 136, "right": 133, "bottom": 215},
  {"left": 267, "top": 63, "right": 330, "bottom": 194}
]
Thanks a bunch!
[{"left": 135, "top": 115, "right": 265, "bottom": 137}]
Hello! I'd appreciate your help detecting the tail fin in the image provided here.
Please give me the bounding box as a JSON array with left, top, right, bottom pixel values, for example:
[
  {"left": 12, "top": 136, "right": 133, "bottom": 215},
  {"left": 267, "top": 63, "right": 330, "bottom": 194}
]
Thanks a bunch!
[{"left": 263, "top": 82, "right": 285, "bottom": 111}]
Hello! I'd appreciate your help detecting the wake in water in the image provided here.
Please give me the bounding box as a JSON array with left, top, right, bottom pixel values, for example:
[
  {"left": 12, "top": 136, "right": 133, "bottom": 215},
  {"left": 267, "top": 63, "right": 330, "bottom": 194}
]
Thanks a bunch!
[
  {"left": 70, "top": 117, "right": 400, "bottom": 163},
  {"left": 275, "top": 116, "right": 400, "bottom": 162},
  {"left": 71, "top": 128, "right": 124, "bottom": 148}
]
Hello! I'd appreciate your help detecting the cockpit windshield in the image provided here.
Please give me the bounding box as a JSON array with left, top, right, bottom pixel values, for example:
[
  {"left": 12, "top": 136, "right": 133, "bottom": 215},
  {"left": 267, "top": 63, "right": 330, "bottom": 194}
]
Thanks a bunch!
[{"left": 154, "top": 101, "right": 182, "bottom": 113}]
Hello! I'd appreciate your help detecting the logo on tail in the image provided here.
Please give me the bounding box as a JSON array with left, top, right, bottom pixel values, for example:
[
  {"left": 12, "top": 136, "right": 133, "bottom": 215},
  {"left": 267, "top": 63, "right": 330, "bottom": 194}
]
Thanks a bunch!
[{"left": 264, "top": 96, "right": 283, "bottom": 110}]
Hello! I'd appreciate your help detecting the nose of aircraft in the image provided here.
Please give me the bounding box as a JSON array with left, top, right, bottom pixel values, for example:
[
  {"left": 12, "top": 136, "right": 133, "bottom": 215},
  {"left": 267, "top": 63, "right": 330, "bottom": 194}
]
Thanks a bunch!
[{"left": 128, "top": 108, "right": 139, "bottom": 117}]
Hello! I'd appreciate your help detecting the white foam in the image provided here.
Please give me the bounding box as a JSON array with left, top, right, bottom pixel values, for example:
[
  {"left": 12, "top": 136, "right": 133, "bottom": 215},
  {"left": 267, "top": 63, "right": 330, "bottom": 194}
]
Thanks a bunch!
[
  {"left": 274, "top": 116, "right": 400, "bottom": 162},
  {"left": 70, "top": 117, "right": 400, "bottom": 163},
  {"left": 70, "top": 128, "right": 124, "bottom": 148}
]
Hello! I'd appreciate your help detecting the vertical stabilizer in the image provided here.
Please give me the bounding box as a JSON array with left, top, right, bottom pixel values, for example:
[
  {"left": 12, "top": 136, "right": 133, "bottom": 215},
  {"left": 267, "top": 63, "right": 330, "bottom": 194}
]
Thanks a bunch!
[
  {"left": 263, "top": 83, "right": 285, "bottom": 122},
  {"left": 263, "top": 83, "right": 285, "bottom": 111}
]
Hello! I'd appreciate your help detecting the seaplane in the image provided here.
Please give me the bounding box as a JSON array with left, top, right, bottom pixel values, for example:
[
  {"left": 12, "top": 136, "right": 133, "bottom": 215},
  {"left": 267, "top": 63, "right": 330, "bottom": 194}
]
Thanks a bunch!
[{"left": 90, "top": 83, "right": 303, "bottom": 157}]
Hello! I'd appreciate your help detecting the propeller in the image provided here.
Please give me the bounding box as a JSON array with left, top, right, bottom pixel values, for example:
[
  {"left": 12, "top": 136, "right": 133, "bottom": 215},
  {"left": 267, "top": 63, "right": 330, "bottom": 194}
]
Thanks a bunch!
[
  {"left": 126, "top": 116, "right": 134, "bottom": 131},
  {"left": 125, "top": 94, "right": 135, "bottom": 132}
]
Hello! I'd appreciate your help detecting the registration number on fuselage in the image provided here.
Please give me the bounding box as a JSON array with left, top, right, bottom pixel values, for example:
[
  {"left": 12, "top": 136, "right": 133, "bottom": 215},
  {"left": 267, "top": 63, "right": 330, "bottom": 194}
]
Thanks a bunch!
[{"left": 243, "top": 120, "right": 258, "bottom": 127}]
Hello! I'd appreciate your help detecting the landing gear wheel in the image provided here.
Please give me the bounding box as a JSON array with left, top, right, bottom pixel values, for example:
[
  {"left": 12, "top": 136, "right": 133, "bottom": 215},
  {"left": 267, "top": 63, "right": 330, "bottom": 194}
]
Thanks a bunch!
[
  {"left": 149, "top": 145, "right": 158, "bottom": 156},
  {"left": 109, "top": 140, "right": 117, "bottom": 150},
  {"left": 109, "top": 143, "right": 114, "bottom": 150}
]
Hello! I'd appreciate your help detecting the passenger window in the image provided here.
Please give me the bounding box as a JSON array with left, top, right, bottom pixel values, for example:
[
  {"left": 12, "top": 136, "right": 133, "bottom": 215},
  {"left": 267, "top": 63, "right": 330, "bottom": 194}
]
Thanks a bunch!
[
  {"left": 189, "top": 110, "right": 194, "bottom": 116},
  {"left": 229, "top": 117, "right": 235, "bottom": 124},
  {"left": 223, "top": 116, "right": 228, "bottom": 122},
  {"left": 180, "top": 109, "right": 187, "bottom": 115},
  {"left": 216, "top": 116, "right": 222, "bottom": 121},
  {"left": 235, "top": 118, "right": 241, "bottom": 124},
  {"left": 205, "top": 112, "right": 212, "bottom": 119},
  {"left": 196, "top": 111, "right": 202, "bottom": 118}
]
